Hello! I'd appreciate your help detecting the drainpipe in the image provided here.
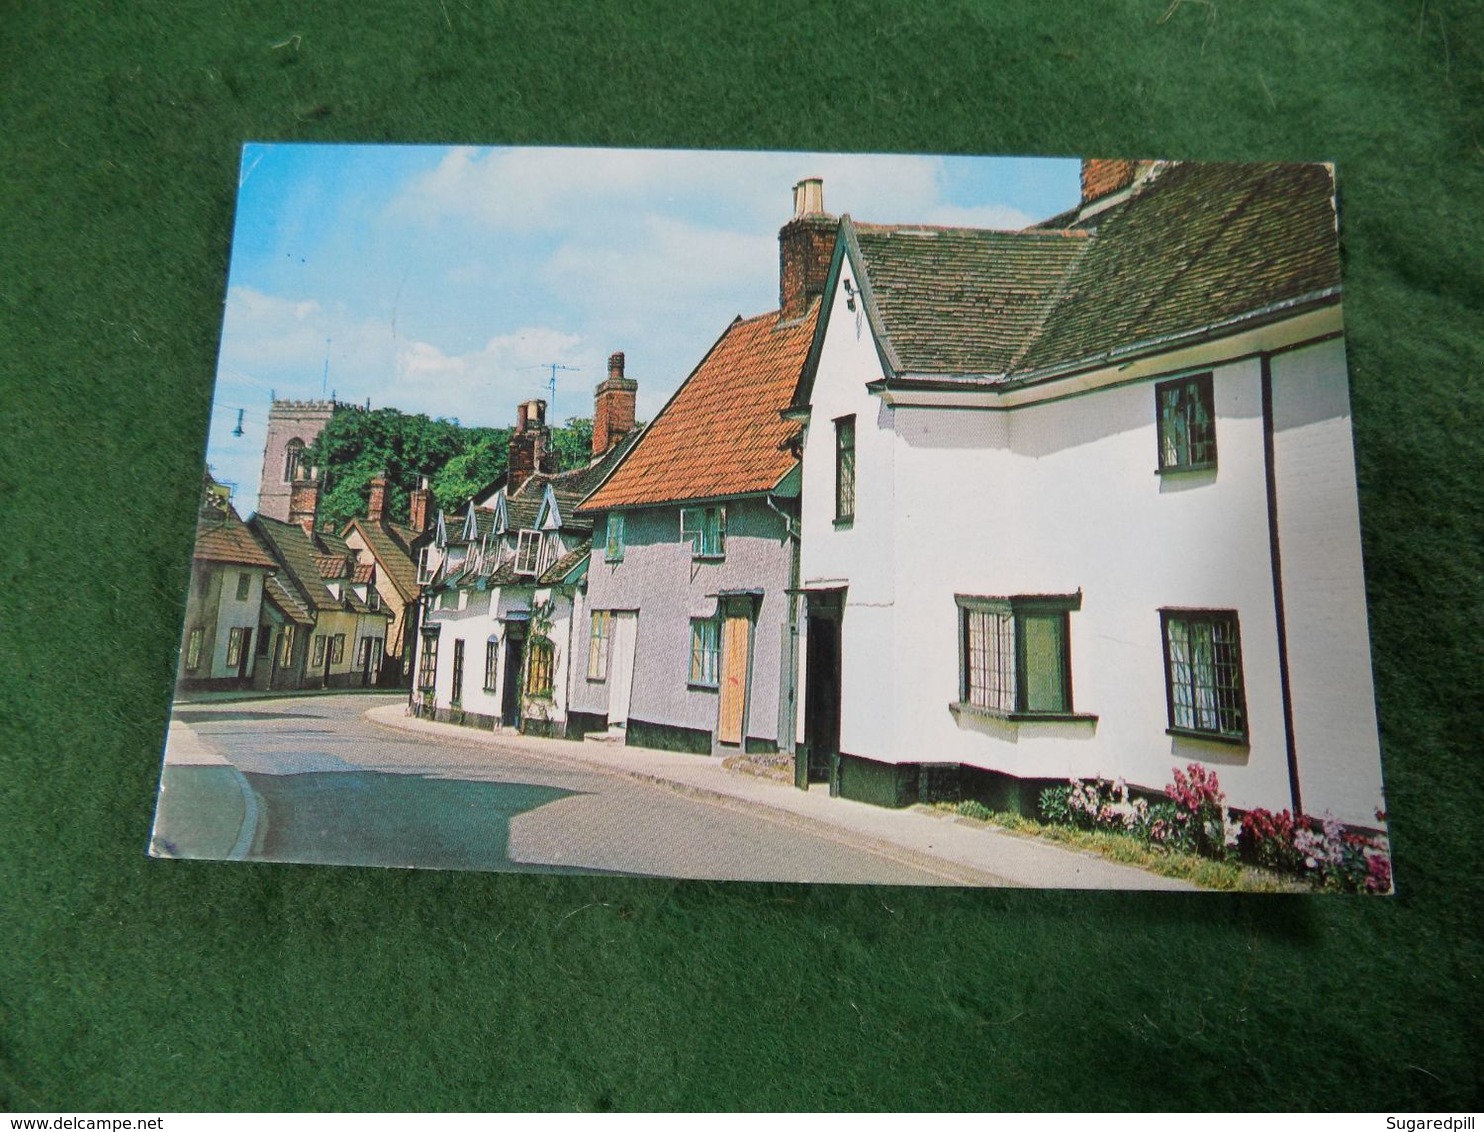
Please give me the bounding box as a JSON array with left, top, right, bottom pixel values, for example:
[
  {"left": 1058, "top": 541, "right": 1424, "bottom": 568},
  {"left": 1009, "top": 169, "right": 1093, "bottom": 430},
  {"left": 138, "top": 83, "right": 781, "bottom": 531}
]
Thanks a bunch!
[{"left": 767, "top": 493, "right": 805, "bottom": 784}]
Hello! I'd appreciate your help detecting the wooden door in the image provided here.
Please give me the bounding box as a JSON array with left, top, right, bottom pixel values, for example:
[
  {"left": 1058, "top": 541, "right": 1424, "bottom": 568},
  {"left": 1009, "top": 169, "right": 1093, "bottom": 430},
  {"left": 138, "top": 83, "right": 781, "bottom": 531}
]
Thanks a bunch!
[
  {"left": 718, "top": 613, "right": 752, "bottom": 746},
  {"left": 606, "top": 612, "right": 638, "bottom": 727}
]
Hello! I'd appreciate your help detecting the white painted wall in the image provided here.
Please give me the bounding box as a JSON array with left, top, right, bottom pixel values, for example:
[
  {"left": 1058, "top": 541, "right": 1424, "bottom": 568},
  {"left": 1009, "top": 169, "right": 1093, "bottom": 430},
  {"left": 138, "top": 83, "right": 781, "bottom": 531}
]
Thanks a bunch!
[
  {"left": 1270, "top": 338, "right": 1385, "bottom": 823},
  {"left": 798, "top": 265, "right": 1384, "bottom": 826}
]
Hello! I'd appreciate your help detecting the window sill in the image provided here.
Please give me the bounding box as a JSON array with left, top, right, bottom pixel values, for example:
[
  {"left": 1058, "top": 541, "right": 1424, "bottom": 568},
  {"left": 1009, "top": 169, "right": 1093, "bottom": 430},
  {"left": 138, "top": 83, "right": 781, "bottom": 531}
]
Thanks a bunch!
[
  {"left": 950, "top": 702, "right": 1098, "bottom": 724},
  {"left": 687, "top": 682, "right": 719, "bottom": 693},
  {"left": 833, "top": 517, "right": 854, "bottom": 530},
  {"left": 1165, "top": 726, "right": 1249, "bottom": 747},
  {"left": 586, "top": 675, "right": 608, "bottom": 684},
  {"left": 1155, "top": 462, "right": 1216, "bottom": 476},
  {"left": 691, "top": 554, "right": 725, "bottom": 563}
]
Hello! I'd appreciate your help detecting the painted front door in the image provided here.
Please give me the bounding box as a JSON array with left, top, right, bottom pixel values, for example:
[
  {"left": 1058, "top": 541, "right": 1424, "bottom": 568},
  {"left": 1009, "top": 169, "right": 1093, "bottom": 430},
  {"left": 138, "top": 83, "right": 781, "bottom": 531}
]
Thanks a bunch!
[
  {"left": 718, "top": 610, "right": 752, "bottom": 747},
  {"left": 606, "top": 612, "right": 638, "bottom": 729},
  {"left": 501, "top": 633, "right": 525, "bottom": 727},
  {"left": 802, "top": 590, "right": 843, "bottom": 786}
]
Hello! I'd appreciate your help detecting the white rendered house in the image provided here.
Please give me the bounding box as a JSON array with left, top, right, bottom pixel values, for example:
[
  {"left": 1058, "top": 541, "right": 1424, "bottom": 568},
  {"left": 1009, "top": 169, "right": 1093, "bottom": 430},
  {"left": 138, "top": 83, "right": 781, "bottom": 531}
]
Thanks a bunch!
[{"left": 788, "top": 161, "right": 1385, "bottom": 830}]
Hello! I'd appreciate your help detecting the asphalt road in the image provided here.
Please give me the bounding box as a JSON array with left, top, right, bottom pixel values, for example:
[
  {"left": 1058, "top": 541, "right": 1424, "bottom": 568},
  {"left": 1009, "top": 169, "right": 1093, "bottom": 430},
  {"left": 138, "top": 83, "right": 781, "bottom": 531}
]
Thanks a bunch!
[{"left": 156, "top": 693, "right": 953, "bottom": 883}]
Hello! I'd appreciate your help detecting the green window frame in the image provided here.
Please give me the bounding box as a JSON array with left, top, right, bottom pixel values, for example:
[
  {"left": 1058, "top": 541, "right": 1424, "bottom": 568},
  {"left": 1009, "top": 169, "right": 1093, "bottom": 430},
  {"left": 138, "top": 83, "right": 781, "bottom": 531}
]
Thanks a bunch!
[
  {"left": 236, "top": 572, "right": 252, "bottom": 601},
  {"left": 526, "top": 638, "right": 555, "bottom": 697},
  {"left": 1156, "top": 373, "right": 1216, "bottom": 472},
  {"left": 588, "top": 611, "right": 612, "bottom": 680},
  {"left": 225, "top": 626, "right": 245, "bottom": 668},
  {"left": 956, "top": 594, "right": 1082, "bottom": 719},
  {"left": 418, "top": 629, "right": 439, "bottom": 691},
  {"left": 835, "top": 414, "right": 856, "bottom": 525},
  {"left": 185, "top": 626, "right": 205, "bottom": 671},
  {"left": 484, "top": 638, "right": 499, "bottom": 693},
  {"left": 688, "top": 618, "right": 721, "bottom": 688},
  {"left": 312, "top": 634, "right": 326, "bottom": 667},
  {"left": 680, "top": 506, "right": 726, "bottom": 559},
  {"left": 451, "top": 638, "right": 465, "bottom": 706},
  {"left": 604, "top": 513, "right": 626, "bottom": 563},
  {"left": 1160, "top": 609, "right": 1248, "bottom": 742},
  {"left": 330, "top": 634, "right": 345, "bottom": 665}
]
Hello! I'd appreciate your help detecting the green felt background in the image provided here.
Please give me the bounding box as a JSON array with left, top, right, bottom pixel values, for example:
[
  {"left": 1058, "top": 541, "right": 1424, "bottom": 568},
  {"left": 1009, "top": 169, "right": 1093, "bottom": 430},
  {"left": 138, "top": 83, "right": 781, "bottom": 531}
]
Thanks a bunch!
[{"left": 2, "top": 0, "right": 1480, "bottom": 1112}]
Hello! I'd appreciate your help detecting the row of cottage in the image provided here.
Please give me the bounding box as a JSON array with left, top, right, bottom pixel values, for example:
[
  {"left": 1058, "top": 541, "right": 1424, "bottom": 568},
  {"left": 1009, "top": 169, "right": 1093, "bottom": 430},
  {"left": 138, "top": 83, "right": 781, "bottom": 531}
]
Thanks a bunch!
[{"left": 184, "top": 160, "right": 1387, "bottom": 831}]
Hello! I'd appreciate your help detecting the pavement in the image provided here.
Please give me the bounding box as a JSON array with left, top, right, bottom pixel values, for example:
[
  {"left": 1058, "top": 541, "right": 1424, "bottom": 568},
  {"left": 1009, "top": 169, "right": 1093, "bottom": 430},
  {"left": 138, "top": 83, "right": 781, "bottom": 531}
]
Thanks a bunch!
[{"left": 365, "top": 704, "right": 1197, "bottom": 891}]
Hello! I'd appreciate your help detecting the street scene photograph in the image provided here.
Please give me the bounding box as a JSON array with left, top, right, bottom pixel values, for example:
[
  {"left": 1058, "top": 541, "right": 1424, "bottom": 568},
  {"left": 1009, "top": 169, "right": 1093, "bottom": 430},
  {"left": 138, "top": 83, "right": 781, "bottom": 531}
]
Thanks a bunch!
[{"left": 152, "top": 144, "right": 1392, "bottom": 892}]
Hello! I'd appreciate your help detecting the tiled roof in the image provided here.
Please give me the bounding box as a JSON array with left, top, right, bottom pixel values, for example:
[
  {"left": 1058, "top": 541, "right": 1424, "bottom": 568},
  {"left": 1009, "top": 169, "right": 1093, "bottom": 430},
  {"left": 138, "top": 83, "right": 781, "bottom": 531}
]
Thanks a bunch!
[
  {"left": 249, "top": 516, "right": 345, "bottom": 613},
  {"left": 314, "top": 553, "right": 350, "bottom": 580},
  {"left": 539, "top": 539, "right": 591, "bottom": 585},
  {"left": 1015, "top": 162, "right": 1341, "bottom": 374},
  {"left": 508, "top": 430, "right": 639, "bottom": 527},
  {"left": 848, "top": 224, "right": 1090, "bottom": 376},
  {"left": 844, "top": 161, "right": 1341, "bottom": 388},
  {"left": 192, "top": 508, "right": 277, "bottom": 570},
  {"left": 352, "top": 562, "right": 375, "bottom": 585},
  {"left": 263, "top": 574, "right": 315, "bottom": 627},
  {"left": 580, "top": 308, "right": 817, "bottom": 511},
  {"left": 342, "top": 518, "right": 418, "bottom": 601}
]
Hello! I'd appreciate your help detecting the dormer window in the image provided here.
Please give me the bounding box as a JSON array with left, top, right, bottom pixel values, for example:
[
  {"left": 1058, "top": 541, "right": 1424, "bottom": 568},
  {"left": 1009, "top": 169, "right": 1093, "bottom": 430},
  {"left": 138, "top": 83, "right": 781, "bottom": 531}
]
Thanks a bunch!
[
  {"left": 681, "top": 506, "right": 725, "bottom": 560},
  {"left": 416, "top": 546, "right": 435, "bottom": 585},
  {"left": 515, "top": 529, "right": 541, "bottom": 576},
  {"left": 538, "top": 531, "right": 560, "bottom": 576}
]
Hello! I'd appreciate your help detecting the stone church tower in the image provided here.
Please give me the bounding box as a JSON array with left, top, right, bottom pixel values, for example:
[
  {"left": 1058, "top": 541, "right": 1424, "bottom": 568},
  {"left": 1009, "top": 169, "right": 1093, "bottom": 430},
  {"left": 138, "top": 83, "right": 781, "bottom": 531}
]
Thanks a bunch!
[{"left": 257, "top": 399, "right": 339, "bottom": 521}]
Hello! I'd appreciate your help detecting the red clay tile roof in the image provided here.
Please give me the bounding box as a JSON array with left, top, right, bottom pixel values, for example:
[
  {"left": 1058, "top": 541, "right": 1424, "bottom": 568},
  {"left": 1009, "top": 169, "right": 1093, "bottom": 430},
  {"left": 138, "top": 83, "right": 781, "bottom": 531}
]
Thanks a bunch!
[
  {"left": 580, "top": 307, "right": 817, "bottom": 511},
  {"left": 193, "top": 510, "right": 277, "bottom": 570},
  {"left": 352, "top": 562, "right": 375, "bottom": 585},
  {"left": 342, "top": 518, "right": 418, "bottom": 601}
]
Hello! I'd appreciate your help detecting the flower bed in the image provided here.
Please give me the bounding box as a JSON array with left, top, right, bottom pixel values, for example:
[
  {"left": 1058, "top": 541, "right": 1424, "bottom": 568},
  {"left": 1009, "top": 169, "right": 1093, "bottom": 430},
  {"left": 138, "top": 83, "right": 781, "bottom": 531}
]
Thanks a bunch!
[{"left": 1030, "top": 764, "right": 1391, "bottom": 894}]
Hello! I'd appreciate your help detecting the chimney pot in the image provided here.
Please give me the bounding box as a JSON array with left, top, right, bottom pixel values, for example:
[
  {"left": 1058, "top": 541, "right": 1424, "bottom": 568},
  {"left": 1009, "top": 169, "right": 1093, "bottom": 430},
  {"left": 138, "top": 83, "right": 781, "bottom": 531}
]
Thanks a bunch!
[
  {"left": 368, "top": 474, "right": 388, "bottom": 524},
  {"left": 593, "top": 351, "right": 638, "bottom": 459},
  {"left": 609, "top": 351, "right": 625, "bottom": 380},
  {"left": 793, "top": 177, "right": 825, "bottom": 218}
]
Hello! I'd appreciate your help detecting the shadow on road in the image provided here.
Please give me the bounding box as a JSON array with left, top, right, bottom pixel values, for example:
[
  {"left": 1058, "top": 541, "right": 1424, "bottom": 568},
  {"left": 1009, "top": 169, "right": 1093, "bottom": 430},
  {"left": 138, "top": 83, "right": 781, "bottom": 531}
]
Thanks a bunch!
[{"left": 242, "top": 770, "right": 611, "bottom": 873}]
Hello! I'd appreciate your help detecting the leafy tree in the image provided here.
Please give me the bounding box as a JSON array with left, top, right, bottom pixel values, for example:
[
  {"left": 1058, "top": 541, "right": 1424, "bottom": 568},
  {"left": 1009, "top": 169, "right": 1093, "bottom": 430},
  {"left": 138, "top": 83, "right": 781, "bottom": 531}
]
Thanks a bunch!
[{"left": 304, "top": 405, "right": 598, "bottom": 530}]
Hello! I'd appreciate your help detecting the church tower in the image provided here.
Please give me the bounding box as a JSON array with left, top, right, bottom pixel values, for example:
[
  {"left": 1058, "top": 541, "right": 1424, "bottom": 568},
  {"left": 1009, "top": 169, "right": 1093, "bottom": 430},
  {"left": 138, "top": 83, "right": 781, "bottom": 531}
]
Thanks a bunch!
[{"left": 257, "top": 399, "right": 339, "bottom": 522}]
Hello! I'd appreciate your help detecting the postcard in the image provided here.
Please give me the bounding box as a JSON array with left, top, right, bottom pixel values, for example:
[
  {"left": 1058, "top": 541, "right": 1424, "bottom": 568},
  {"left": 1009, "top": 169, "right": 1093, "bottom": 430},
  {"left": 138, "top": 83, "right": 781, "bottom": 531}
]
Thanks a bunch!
[{"left": 151, "top": 145, "right": 1391, "bottom": 891}]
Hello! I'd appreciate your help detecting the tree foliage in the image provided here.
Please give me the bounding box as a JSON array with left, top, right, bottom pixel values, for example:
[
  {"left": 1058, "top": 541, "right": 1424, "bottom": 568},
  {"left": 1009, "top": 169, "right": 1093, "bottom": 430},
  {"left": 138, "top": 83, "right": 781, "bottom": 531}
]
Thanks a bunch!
[{"left": 305, "top": 406, "right": 594, "bottom": 529}]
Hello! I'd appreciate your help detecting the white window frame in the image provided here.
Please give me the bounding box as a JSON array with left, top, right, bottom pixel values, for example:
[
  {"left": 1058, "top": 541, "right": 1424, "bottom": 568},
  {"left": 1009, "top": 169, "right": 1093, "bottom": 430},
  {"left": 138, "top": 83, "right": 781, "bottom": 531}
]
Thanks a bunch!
[
  {"left": 515, "top": 529, "right": 542, "bottom": 576},
  {"left": 680, "top": 506, "right": 726, "bottom": 559}
]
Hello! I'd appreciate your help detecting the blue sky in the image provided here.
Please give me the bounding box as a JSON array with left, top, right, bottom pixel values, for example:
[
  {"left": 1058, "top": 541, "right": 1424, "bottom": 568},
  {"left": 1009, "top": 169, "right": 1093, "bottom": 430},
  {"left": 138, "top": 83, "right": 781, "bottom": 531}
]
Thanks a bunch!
[{"left": 207, "top": 145, "right": 1080, "bottom": 505}]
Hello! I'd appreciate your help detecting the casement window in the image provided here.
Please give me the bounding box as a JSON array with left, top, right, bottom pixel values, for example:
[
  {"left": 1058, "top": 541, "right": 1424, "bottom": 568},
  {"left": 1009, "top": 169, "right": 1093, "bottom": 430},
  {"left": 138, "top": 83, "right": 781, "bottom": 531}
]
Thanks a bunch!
[
  {"left": 279, "top": 625, "right": 296, "bottom": 667},
  {"left": 368, "top": 587, "right": 380, "bottom": 611},
  {"left": 604, "top": 513, "right": 626, "bottom": 563},
  {"left": 537, "top": 532, "right": 560, "bottom": 577},
  {"left": 416, "top": 546, "right": 435, "bottom": 585},
  {"left": 236, "top": 573, "right": 252, "bottom": 601},
  {"left": 680, "top": 507, "right": 726, "bottom": 559},
  {"left": 437, "top": 588, "right": 458, "bottom": 611},
  {"left": 526, "top": 639, "right": 555, "bottom": 697},
  {"left": 1156, "top": 373, "right": 1216, "bottom": 472},
  {"left": 225, "top": 626, "right": 246, "bottom": 668},
  {"left": 835, "top": 414, "right": 856, "bottom": 524},
  {"left": 185, "top": 627, "right": 205, "bottom": 671},
  {"left": 312, "top": 634, "right": 326, "bottom": 667},
  {"left": 1160, "top": 609, "right": 1248, "bottom": 741},
  {"left": 956, "top": 594, "right": 1082, "bottom": 718},
  {"left": 588, "top": 611, "right": 612, "bottom": 680},
  {"left": 484, "top": 638, "right": 499, "bottom": 693},
  {"left": 515, "top": 529, "right": 541, "bottom": 576},
  {"left": 330, "top": 634, "right": 345, "bottom": 664},
  {"left": 197, "top": 571, "right": 210, "bottom": 599},
  {"left": 418, "top": 630, "right": 439, "bottom": 691},
  {"left": 688, "top": 618, "right": 721, "bottom": 688},
  {"left": 451, "top": 639, "right": 465, "bottom": 706},
  {"left": 256, "top": 629, "right": 272, "bottom": 657}
]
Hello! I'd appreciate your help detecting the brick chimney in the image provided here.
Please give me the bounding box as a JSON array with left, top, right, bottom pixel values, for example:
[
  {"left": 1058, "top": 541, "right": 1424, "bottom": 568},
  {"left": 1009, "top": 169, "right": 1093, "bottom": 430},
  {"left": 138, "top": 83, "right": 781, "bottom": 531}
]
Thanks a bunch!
[
  {"left": 778, "top": 177, "right": 837, "bottom": 321},
  {"left": 288, "top": 466, "right": 321, "bottom": 537},
  {"left": 409, "top": 475, "right": 434, "bottom": 533},
  {"left": 367, "top": 473, "right": 388, "bottom": 524},
  {"left": 1080, "top": 159, "right": 1145, "bottom": 210},
  {"left": 507, "top": 399, "right": 557, "bottom": 494},
  {"left": 593, "top": 351, "right": 638, "bottom": 458}
]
